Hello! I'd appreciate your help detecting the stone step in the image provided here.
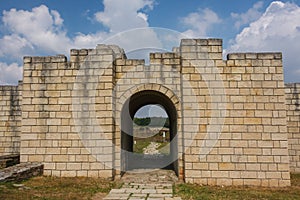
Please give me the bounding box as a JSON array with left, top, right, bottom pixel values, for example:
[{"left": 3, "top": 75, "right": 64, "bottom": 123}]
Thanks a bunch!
[{"left": 0, "top": 162, "right": 43, "bottom": 182}]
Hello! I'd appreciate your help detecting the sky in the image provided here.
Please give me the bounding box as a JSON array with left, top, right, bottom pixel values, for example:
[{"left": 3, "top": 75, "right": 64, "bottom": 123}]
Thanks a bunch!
[
  {"left": 0, "top": 0, "right": 300, "bottom": 85},
  {"left": 135, "top": 104, "right": 168, "bottom": 118}
]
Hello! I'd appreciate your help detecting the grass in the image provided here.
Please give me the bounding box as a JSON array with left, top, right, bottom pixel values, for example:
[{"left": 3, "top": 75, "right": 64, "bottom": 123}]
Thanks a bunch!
[
  {"left": 134, "top": 140, "right": 171, "bottom": 155},
  {"left": 174, "top": 173, "right": 300, "bottom": 200},
  {"left": 133, "top": 139, "right": 151, "bottom": 153},
  {"left": 0, "top": 176, "right": 122, "bottom": 200},
  {"left": 1, "top": 173, "right": 299, "bottom": 200}
]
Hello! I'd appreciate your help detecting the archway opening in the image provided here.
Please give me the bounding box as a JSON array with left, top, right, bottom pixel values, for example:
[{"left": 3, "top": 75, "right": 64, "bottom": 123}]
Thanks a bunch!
[
  {"left": 133, "top": 104, "right": 170, "bottom": 155},
  {"left": 121, "top": 90, "right": 178, "bottom": 174}
]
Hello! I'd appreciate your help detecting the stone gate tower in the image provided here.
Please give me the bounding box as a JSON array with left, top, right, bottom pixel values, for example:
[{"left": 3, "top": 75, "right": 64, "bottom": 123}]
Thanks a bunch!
[{"left": 1, "top": 38, "right": 299, "bottom": 187}]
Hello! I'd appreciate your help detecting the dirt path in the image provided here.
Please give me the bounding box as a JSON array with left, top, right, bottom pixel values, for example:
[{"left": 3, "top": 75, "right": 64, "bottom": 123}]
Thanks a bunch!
[{"left": 143, "top": 142, "right": 160, "bottom": 155}]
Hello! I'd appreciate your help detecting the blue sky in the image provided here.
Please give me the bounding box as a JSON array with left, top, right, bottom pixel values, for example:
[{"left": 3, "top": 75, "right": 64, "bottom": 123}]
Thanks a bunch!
[
  {"left": 135, "top": 104, "right": 168, "bottom": 118},
  {"left": 0, "top": 0, "right": 300, "bottom": 84}
]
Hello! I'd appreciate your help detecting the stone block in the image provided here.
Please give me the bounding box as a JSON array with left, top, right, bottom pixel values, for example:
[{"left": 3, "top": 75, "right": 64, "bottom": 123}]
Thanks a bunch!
[
  {"left": 53, "top": 155, "right": 68, "bottom": 162},
  {"left": 208, "top": 39, "right": 222, "bottom": 46},
  {"left": 180, "top": 39, "right": 197, "bottom": 46},
  {"left": 257, "top": 53, "right": 276, "bottom": 60},
  {"left": 23, "top": 57, "right": 32, "bottom": 63},
  {"left": 51, "top": 55, "right": 67, "bottom": 63},
  {"left": 227, "top": 53, "right": 245, "bottom": 60}
]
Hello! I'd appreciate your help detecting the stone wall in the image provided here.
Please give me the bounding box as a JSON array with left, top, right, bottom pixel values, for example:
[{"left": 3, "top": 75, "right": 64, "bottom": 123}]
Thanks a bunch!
[
  {"left": 20, "top": 47, "right": 119, "bottom": 177},
  {"left": 0, "top": 84, "right": 22, "bottom": 155},
  {"left": 180, "top": 39, "right": 290, "bottom": 187},
  {"left": 114, "top": 52, "right": 183, "bottom": 177},
  {"left": 286, "top": 83, "right": 300, "bottom": 172},
  {"left": 0, "top": 38, "right": 297, "bottom": 187}
]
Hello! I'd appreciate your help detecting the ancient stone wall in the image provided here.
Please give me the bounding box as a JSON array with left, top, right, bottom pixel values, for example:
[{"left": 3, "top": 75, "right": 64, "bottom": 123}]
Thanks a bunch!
[
  {"left": 180, "top": 39, "right": 290, "bottom": 187},
  {"left": 20, "top": 46, "right": 120, "bottom": 177},
  {"left": 286, "top": 83, "right": 300, "bottom": 172},
  {"left": 0, "top": 38, "right": 297, "bottom": 187},
  {"left": 0, "top": 84, "right": 22, "bottom": 155},
  {"left": 114, "top": 52, "right": 183, "bottom": 177}
]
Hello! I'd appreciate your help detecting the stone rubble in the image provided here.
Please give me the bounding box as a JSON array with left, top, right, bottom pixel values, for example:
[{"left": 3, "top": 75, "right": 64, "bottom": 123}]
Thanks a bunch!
[{"left": 0, "top": 162, "right": 43, "bottom": 182}]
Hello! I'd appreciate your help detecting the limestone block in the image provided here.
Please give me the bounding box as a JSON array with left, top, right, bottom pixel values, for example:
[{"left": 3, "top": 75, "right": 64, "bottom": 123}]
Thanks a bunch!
[
  {"left": 79, "top": 49, "right": 89, "bottom": 56},
  {"left": 208, "top": 39, "right": 222, "bottom": 46},
  {"left": 23, "top": 57, "right": 32, "bottom": 63},
  {"left": 51, "top": 56, "right": 67, "bottom": 63},
  {"left": 227, "top": 53, "right": 245, "bottom": 60},
  {"left": 61, "top": 171, "right": 76, "bottom": 177},
  {"left": 180, "top": 39, "right": 197, "bottom": 46}
]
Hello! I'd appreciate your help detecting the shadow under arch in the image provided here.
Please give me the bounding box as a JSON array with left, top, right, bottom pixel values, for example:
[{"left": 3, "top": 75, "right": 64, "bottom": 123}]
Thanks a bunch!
[{"left": 121, "top": 90, "right": 178, "bottom": 175}]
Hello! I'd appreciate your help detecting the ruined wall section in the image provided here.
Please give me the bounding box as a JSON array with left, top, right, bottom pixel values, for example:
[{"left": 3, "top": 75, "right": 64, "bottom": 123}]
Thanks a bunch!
[
  {"left": 286, "top": 83, "right": 300, "bottom": 172},
  {"left": 114, "top": 52, "right": 183, "bottom": 176},
  {"left": 20, "top": 45, "right": 121, "bottom": 178},
  {"left": 181, "top": 39, "right": 290, "bottom": 187},
  {"left": 0, "top": 84, "right": 22, "bottom": 155}
]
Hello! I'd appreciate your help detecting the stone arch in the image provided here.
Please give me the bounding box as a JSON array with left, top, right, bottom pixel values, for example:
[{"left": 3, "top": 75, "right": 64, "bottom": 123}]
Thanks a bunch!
[
  {"left": 118, "top": 83, "right": 181, "bottom": 111},
  {"left": 118, "top": 83, "right": 182, "bottom": 176}
]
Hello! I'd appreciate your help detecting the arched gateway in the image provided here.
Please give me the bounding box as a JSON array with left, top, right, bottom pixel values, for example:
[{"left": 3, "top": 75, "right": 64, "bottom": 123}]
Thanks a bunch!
[
  {"left": 121, "top": 90, "right": 178, "bottom": 173},
  {"left": 1, "top": 38, "right": 299, "bottom": 187}
]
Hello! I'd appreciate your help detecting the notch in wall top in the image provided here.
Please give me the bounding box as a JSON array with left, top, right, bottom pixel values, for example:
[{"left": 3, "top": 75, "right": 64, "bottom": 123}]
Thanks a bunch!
[{"left": 150, "top": 52, "right": 180, "bottom": 59}]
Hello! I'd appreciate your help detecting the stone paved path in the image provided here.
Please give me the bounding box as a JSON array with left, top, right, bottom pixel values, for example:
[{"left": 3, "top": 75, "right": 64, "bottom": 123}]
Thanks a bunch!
[
  {"left": 102, "top": 169, "right": 182, "bottom": 200},
  {"left": 143, "top": 142, "right": 160, "bottom": 155}
]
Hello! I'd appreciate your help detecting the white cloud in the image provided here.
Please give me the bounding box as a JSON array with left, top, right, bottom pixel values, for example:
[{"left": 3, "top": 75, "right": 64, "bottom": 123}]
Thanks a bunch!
[
  {"left": 73, "top": 32, "right": 109, "bottom": 48},
  {"left": 1, "top": 5, "right": 71, "bottom": 56},
  {"left": 0, "top": 5, "right": 73, "bottom": 85},
  {"left": 74, "top": 0, "right": 162, "bottom": 57},
  {"left": 228, "top": 1, "right": 300, "bottom": 82},
  {"left": 0, "top": 1, "right": 157, "bottom": 54},
  {"left": 180, "top": 8, "right": 221, "bottom": 38},
  {"left": 0, "top": 1, "right": 162, "bottom": 84},
  {"left": 50, "top": 10, "right": 64, "bottom": 26},
  {"left": 231, "top": 1, "right": 264, "bottom": 29},
  {"left": 94, "top": 0, "right": 154, "bottom": 33},
  {"left": 0, "top": 34, "right": 33, "bottom": 59},
  {"left": 0, "top": 62, "right": 22, "bottom": 85}
]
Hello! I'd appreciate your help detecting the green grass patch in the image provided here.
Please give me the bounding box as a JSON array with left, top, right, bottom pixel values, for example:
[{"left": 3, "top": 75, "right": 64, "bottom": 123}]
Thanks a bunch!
[
  {"left": 0, "top": 176, "right": 121, "bottom": 200},
  {"left": 1, "top": 173, "right": 300, "bottom": 199},
  {"left": 175, "top": 173, "right": 300, "bottom": 200},
  {"left": 133, "top": 139, "right": 151, "bottom": 153}
]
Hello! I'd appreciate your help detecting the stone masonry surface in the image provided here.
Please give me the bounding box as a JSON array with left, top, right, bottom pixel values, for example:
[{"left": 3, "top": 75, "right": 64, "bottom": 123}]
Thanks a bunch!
[
  {"left": 0, "top": 38, "right": 298, "bottom": 187},
  {"left": 102, "top": 169, "right": 181, "bottom": 200},
  {"left": 286, "top": 83, "right": 300, "bottom": 172},
  {"left": 0, "top": 85, "right": 22, "bottom": 155}
]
